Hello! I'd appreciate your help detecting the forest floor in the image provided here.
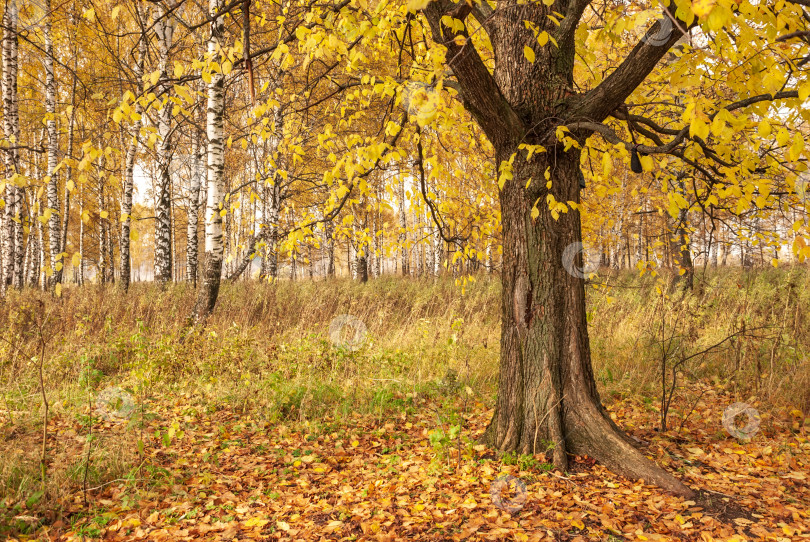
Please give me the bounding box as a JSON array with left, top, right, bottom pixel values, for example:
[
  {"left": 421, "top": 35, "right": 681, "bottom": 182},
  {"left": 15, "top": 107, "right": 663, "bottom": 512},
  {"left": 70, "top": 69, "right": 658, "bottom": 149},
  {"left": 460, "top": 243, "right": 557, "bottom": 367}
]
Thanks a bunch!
[
  {"left": 3, "top": 271, "right": 810, "bottom": 540},
  {"left": 3, "top": 381, "right": 809, "bottom": 541}
]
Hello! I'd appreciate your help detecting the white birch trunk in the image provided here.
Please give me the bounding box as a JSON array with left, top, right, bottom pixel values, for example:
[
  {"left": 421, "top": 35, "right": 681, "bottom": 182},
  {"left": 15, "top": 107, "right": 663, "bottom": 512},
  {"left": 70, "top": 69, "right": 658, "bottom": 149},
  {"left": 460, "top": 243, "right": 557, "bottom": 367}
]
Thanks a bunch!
[
  {"left": 41, "top": 0, "right": 61, "bottom": 289},
  {"left": 187, "top": 133, "right": 204, "bottom": 286},
  {"left": 1, "top": 1, "right": 22, "bottom": 292},
  {"left": 398, "top": 176, "right": 408, "bottom": 276},
  {"left": 120, "top": 32, "right": 147, "bottom": 291},
  {"left": 193, "top": 0, "right": 227, "bottom": 320},
  {"left": 153, "top": 3, "right": 176, "bottom": 284}
]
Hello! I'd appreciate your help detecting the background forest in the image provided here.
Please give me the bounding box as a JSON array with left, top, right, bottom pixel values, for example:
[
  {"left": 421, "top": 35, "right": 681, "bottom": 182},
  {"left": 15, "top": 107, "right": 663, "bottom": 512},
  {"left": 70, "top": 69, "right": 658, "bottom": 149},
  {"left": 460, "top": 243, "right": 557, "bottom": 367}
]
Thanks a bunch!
[{"left": 1, "top": 0, "right": 810, "bottom": 540}]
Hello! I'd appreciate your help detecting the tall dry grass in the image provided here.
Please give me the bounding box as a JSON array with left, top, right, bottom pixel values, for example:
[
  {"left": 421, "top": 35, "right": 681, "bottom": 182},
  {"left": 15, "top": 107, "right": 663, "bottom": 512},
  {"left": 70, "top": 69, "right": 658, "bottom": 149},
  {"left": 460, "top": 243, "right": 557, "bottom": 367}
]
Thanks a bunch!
[{"left": 1, "top": 267, "right": 808, "bottom": 524}]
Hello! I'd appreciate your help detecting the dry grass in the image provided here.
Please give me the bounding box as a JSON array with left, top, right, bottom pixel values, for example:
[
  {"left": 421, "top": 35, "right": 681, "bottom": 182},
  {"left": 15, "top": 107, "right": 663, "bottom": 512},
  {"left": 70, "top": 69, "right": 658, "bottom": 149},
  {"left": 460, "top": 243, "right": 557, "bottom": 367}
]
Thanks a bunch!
[{"left": 1, "top": 267, "right": 808, "bottom": 530}]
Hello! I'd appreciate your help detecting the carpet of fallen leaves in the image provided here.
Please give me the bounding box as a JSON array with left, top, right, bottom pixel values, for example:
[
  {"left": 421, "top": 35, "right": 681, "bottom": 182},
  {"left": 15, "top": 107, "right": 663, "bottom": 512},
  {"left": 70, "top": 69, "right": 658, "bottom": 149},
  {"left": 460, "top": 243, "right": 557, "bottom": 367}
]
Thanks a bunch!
[{"left": 7, "top": 383, "right": 810, "bottom": 542}]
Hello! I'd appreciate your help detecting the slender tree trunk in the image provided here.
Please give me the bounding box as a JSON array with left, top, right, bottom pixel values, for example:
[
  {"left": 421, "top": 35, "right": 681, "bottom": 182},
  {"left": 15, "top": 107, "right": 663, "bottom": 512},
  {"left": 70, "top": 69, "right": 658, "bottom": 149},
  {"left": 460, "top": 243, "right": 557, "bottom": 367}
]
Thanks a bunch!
[
  {"left": 325, "top": 217, "right": 335, "bottom": 277},
  {"left": 78, "top": 181, "right": 84, "bottom": 285},
  {"left": 42, "top": 0, "right": 61, "bottom": 290},
  {"left": 98, "top": 172, "right": 107, "bottom": 285},
  {"left": 120, "top": 35, "right": 146, "bottom": 291},
  {"left": 153, "top": 3, "right": 176, "bottom": 284},
  {"left": 398, "top": 176, "right": 408, "bottom": 276},
  {"left": 58, "top": 61, "right": 78, "bottom": 282},
  {"left": 107, "top": 203, "right": 115, "bottom": 283},
  {"left": 1, "top": 1, "right": 22, "bottom": 292},
  {"left": 266, "top": 183, "right": 280, "bottom": 279},
  {"left": 193, "top": 0, "right": 226, "bottom": 321},
  {"left": 121, "top": 133, "right": 139, "bottom": 290},
  {"left": 187, "top": 132, "right": 204, "bottom": 286},
  {"left": 29, "top": 194, "right": 42, "bottom": 288}
]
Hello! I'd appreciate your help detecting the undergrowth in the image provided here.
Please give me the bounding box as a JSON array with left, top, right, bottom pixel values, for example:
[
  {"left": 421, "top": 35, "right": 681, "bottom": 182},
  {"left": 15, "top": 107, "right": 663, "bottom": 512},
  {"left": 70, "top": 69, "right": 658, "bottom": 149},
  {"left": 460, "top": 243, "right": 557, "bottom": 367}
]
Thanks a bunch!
[{"left": 1, "top": 267, "right": 809, "bottom": 530}]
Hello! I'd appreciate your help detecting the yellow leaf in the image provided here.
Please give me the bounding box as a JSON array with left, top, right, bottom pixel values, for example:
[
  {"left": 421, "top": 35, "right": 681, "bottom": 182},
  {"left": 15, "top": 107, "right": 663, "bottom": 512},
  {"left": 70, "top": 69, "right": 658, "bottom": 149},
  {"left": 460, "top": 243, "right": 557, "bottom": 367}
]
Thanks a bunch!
[
  {"left": 799, "top": 83, "right": 810, "bottom": 102},
  {"left": 758, "top": 119, "right": 772, "bottom": 138},
  {"left": 523, "top": 45, "right": 535, "bottom": 63},
  {"left": 72, "top": 253, "right": 81, "bottom": 267},
  {"left": 244, "top": 517, "right": 269, "bottom": 528},
  {"left": 150, "top": 71, "right": 160, "bottom": 86},
  {"left": 54, "top": 283, "right": 62, "bottom": 297},
  {"left": 571, "top": 519, "right": 585, "bottom": 530},
  {"left": 406, "top": 0, "right": 430, "bottom": 12},
  {"left": 351, "top": 439, "right": 359, "bottom": 447},
  {"left": 692, "top": 0, "right": 716, "bottom": 18}
]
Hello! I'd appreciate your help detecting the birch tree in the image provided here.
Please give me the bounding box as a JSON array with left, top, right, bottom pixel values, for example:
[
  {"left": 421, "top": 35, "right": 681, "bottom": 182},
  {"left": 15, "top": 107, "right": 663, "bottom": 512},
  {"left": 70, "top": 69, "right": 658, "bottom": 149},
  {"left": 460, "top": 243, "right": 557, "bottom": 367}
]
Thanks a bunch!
[
  {"left": 1, "top": 0, "right": 22, "bottom": 292},
  {"left": 152, "top": 1, "right": 177, "bottom": 284},
  {"left": 192, "top": 0, "right": 226, "bottom": 321}
]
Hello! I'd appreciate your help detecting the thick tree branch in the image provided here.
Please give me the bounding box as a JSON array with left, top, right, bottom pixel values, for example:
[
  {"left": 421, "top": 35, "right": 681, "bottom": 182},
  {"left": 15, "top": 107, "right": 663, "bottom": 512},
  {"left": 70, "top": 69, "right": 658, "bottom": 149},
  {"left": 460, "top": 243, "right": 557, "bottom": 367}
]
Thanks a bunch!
[
  {"left": 422, "top": 0, "right": 523, "bottom": 148},
  {"left": 557, "top": 0, "right": 592, "bottom": 46},
  {"left": 575, "top": 9, "right": 692, "bottom": 122}
]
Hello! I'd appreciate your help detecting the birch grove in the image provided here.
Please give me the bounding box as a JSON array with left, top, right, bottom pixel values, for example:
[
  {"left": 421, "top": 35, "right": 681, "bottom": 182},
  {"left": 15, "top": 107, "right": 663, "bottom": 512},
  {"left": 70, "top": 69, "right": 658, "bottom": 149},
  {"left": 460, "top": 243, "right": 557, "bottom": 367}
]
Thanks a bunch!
[{"left": 0, "top": 0, "right": 804, "bottom": 330}]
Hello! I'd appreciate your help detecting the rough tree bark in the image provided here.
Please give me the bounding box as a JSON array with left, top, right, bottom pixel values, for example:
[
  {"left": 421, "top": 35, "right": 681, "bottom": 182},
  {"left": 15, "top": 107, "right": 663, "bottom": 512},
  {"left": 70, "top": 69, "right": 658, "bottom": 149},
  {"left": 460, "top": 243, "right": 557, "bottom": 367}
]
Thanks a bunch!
[
  {"left": 1, "top": 0, "right": 22, "bottom": 292},
  {"left": 58, "top": 51, "right": 78, "bottom": 284},
  {"left": 397, "top": 175, "right": 408, "bottom": 276},
  {"left": 325, "top": 217, "right": 335, "bottom": 277},
  {"left": 120, "top": 28, "right": 147, "bottom": 292},
  {"left": 192, "top": 0, "right": 226, "bottom": 321},
  {"left": 423, "top": 0, "right": 693, "bottom": 496},
  {"left": 153, "top": 2, "right": 177, "bottom": 284},
  {"left": 187, "top": 132, "right": 205, "bottom": 286},
  {"left": 43, "top": 0, "right": 61, "bottom": 289}
]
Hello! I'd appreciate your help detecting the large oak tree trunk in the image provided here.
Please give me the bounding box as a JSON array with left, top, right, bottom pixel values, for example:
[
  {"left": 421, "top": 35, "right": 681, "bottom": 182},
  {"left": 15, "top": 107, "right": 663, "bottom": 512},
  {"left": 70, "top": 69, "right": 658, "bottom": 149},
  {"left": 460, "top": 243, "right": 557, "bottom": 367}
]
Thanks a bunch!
[
  {"left": 422, "top": 0, "right": 694, "bottom": 497},
  {"left": 482, "top": 151, "right": 692, "bottom": 496}
]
